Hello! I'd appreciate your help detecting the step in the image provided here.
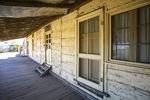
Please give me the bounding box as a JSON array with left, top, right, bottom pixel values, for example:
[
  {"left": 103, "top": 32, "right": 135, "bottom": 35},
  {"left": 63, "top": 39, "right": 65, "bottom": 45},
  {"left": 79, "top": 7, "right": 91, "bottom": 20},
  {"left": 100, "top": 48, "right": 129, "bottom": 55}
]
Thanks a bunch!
[
  {"left": 45, "top": 63, "right": 52, "bottom": 68},
  {"left": 35, "top": 63, "right": 52, "bottom": 77},
  {"left": 40, "top": 65, "right": 48, "bottom": 71},
  {"left": 36, "top": 67, "right": 44, "bottom": 75},
  {"left": 40, "top": 66, "right": 52, "bottom": 77}
]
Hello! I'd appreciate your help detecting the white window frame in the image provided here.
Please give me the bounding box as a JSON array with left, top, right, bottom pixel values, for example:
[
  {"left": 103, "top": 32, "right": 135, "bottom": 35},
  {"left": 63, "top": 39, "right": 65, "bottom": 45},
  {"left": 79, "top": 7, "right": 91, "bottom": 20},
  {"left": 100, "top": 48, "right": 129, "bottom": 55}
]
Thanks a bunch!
[
  {"left": 76, "top": 9, "right": 104, "bottom": 91},
  {"left": 108, "top": 1, "right": 150, "bottom": 68}
]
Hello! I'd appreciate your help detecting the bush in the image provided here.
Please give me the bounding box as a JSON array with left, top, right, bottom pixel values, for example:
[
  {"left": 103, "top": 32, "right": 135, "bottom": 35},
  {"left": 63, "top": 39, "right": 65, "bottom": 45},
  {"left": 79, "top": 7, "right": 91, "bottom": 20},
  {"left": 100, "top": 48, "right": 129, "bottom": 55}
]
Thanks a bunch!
[{"left": 0, "top": 50, "right": 4, "bottom": 53}]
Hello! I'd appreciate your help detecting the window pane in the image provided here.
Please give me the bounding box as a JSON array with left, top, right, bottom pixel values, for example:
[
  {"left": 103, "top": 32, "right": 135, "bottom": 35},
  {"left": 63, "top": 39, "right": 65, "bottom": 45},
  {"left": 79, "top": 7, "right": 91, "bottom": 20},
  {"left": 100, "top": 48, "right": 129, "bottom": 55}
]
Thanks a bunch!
[
  {"left": 88, "top": 16, "right": 99, "bottom": 33},
  {"left": 116, "top": 45, "right": 130, "bottom": 60},
  {"left": 79, "top": 58, "right": 88, "bottom": 79},
  {"left": 46, "top": 35, "right": 48, "bottom": 39},
  {"left": 112, "top": 44, "right": 117, "bottom": 59},
  {"left": 49, "top": 34, "right": 51, "bottom": 38},
  {"left": 148, "top": 26, "right": 150, "bottom": 43},
  {"left": 79, "top": 21, "right": 88, "bottom": 53},
  {"left": 112, "top": 30, "right": 116, "bottom": 44},
  {"left": 89, "top": 32, "right": 99, "bottom": 54},
  {"left": 46, "top": 40, "right": 48, "bottom": 43},
  {"left": 125, "top": 29, "right": 130, "bottom": 43},
  {"left": 137, "top": 45, "right": 147, "bottom": 63},
  {"left": 89, "top": 60, "right": 99, "bottom": 84},
  {"left": 148, "top": 45, "right": 150, "bottom": 63},
  {"left": 49, "top": 39, "right": 51, "bottom": 43},
  {"left": 138, "top": 26, "right": 147, "bottom": 43},
  {"left": 112, "top": 12, "right": 130, "bottom": 61},
  {"left": 147, "top": 6, "right": 149, "bottom": 24},
  {"left": 88, "top": 16, "right": 99, "bottom": 54},
  {"left": 120, "top": 29, "right": 125, "bottom": 43},
  {"left": 79, "top": 21, "right": 87, "bottom": 34}
]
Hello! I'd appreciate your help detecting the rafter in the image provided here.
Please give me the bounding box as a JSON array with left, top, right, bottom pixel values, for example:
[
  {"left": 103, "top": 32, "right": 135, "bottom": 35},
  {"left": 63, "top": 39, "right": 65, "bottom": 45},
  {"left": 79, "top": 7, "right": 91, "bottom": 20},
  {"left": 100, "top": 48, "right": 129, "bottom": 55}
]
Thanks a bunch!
[
  {"left": 69, "top": 0, "right": 92, "bottom": 12},
  {"left": 0, "top": 1, "right": 73, "bottom": 8}
]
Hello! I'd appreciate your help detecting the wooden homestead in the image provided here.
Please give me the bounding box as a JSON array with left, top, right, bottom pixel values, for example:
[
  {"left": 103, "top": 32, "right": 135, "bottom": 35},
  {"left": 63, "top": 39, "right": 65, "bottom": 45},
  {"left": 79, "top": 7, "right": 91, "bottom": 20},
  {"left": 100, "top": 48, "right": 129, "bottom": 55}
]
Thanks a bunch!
[{"left": 0, "top": 0, "right": 150, "bottom": 100}]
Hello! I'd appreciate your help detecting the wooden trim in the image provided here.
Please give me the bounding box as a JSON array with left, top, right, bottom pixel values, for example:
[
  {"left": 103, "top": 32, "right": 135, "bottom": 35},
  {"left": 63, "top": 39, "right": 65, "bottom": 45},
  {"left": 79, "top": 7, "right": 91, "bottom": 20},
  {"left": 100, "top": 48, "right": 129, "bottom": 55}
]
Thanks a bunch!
[
  {"left": 79, "top": 54, "right": 101, "bottom": 60},
  {"left": 75, "top": 19, "right": 78, "bottom": 80},
  {"left": 105, "top": 59, "right": 150, "bottom": 69},
  {"left": 76, "top": 77, "right": 101, "bottom": 91},
  {"left": 99, "top": 9, "right": 104, "bottom": 90},
  {"left": 77, "top": 9, "right": 103, "bottom": 21},
  {"left": 103, "top": 5, "right": 108, "bottom": 100},
  {"left": 108, "top": 14, "right": 112, "bottom": 62},
  {"left": 107, "top": 1, "right": 150, "bottom": 15},
  {"left": 74, "top": 79, "right": 109, "bottom": 97}
]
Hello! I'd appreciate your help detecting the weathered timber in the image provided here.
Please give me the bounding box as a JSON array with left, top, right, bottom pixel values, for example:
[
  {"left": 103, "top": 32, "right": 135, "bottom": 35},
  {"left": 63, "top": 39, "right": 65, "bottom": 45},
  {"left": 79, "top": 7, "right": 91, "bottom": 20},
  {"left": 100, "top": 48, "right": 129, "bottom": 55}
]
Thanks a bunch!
[
  {"left": 35, "top": 64, "right": 52, "bottom": 77},
  {"left": 0, "top": 1, "right": 73, "bottom": 8}
]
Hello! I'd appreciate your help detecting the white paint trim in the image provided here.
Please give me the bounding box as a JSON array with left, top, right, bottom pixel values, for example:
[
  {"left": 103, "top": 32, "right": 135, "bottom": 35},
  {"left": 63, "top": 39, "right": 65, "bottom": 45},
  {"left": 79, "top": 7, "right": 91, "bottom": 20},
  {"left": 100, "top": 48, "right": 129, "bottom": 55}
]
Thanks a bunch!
[
  {"left": 76, "top": 8, "right": 104, "bottom": 91},
  {"left": 107, "top": 1, "right": 150, "bottom": 15},
  {"left": 77, "top": 9, "right": 103, "bottom": 21},
  {"left": 79, "top": 54, "right": 101, "bottom": 60},
  {"left": 77, "top": 77, "right": 101, "bottom": 90}
]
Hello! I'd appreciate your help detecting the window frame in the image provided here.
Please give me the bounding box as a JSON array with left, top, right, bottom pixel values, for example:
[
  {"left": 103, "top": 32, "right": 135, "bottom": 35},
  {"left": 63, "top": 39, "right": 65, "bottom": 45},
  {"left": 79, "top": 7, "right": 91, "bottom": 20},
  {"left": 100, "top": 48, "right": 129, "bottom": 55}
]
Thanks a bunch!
[
  {"left": 108, "top": 1, "right": 150, "bottom": 68},
  {"left": 76, "top": 9, "right": 104, "bottom": 91}
]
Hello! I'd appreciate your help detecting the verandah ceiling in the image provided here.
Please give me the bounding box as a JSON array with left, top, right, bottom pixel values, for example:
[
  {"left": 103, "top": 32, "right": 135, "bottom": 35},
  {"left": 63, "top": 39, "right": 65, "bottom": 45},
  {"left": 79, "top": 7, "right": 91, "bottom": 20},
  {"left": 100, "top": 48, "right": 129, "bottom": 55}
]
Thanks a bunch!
[{"left": 0, "top": 0, "right": 89, "bottom": 41}]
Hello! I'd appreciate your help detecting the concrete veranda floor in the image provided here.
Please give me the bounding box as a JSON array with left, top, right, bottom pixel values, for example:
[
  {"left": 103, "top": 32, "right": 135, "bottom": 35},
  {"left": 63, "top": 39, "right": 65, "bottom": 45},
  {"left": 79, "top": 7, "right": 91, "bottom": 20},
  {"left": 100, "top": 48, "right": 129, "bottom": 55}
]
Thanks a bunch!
[{"left": 0, "top": 52, "right": 85, "bottom": 100}]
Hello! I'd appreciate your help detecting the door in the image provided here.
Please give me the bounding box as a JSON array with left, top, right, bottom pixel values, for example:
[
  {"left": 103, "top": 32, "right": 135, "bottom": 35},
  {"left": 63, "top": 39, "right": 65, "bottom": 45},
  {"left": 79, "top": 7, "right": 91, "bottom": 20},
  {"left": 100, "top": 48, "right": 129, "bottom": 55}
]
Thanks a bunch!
[{"left": 45, "top": 25, "right": 51, "bottom": 65}]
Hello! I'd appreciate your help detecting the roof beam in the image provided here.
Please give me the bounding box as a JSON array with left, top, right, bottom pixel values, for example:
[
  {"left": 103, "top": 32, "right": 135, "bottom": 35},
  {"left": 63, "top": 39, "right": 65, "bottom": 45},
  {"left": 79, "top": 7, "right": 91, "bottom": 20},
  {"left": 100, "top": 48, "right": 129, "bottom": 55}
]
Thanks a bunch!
[
  {"left": 69, "top": 0, "right": 92, "bottom": 12},
  {"left": 0, "top": 1, "right": 73, "bottom": 8}
]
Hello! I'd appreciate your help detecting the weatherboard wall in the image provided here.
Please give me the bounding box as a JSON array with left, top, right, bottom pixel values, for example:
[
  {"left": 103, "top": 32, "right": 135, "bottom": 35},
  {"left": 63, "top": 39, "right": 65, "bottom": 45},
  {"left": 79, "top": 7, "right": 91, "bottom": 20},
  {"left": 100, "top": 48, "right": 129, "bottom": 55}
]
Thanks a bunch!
[{"left": 27, "top": 0, "right": 150, "bottom": 100}]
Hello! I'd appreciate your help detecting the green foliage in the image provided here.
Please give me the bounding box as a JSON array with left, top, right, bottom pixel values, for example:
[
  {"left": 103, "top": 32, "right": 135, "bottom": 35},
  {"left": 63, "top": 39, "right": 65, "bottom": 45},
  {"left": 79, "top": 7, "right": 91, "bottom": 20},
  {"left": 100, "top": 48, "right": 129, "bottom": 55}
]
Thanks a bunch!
[{"left": 0, "top": 49, "right": 4, "bottom": 53}]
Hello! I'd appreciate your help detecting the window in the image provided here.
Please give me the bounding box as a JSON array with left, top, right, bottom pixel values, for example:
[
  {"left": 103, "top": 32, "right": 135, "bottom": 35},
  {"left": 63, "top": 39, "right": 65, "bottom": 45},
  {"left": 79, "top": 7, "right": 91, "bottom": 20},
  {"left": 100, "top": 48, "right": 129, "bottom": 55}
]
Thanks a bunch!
[
  {"left": 79, "top": 16, "right": 99, "bottom": 55},
  {"left": 46, "top": 33, "right": 51, "bottom": 49},
  {"left": 111, "top": 5, "right": 150, "bottom": 64},
  {"left": 79, "top": 16, "right": 100, "bottom": 83},
  {"left": 77, "top": 9, "right": 103, "bottom": 91},
  {"left": 79, "top": 58, "right": 100, "bottom": 83}
]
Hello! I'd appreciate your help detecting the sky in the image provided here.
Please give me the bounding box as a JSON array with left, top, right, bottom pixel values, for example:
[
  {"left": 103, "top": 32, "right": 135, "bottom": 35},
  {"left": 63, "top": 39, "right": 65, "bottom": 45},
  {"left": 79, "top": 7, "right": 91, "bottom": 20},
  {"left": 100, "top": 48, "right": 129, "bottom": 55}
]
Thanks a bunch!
[
  {"left": 0, "top": 38, "right": 24, "bottom": 49},
  {"left": 0, "top": 38, "right": 24, "bottom": 45}
]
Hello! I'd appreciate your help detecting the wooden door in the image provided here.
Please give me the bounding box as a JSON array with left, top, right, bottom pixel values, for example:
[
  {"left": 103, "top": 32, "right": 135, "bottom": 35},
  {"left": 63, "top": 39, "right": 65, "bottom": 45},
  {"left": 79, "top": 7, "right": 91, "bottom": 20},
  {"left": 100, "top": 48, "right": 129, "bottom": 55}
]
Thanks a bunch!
[{"left": 45, "top": 33, "right": 51, "bottom": 65}]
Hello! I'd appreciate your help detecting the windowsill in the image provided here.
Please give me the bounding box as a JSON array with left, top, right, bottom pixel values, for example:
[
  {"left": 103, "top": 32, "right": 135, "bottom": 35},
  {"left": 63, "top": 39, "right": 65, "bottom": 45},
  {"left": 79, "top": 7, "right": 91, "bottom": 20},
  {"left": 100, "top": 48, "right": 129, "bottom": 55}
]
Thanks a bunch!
[
  {"left": 74, "top": 79, "right": 109, "bottom": 98},
  {"left": 105, "top": 60, "right": 150, "bottom": 69}
]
